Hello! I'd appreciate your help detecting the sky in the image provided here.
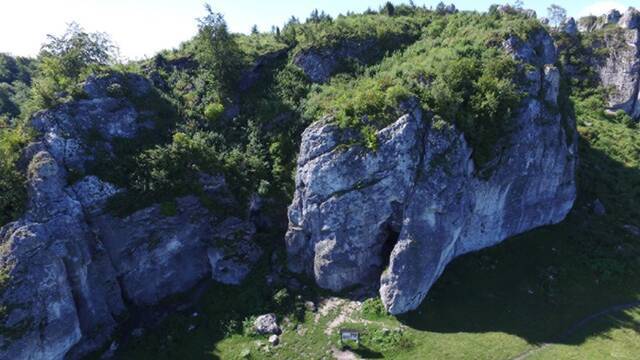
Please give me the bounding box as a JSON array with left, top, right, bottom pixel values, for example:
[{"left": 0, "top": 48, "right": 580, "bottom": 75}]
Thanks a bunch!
[{"left": 0, "top": 0, "right": 635, "bottom": 60}]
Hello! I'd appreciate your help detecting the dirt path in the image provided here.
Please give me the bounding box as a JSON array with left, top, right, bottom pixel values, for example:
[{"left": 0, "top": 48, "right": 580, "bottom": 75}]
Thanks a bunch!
[{"left": 511, "top": 301, "right": 640, "bottom": 360}]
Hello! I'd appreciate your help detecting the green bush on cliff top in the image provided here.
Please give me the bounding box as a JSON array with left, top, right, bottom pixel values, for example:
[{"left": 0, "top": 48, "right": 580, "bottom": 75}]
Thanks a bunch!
[{"left": 303, "top": 11, "right": 538, "bottom": 166}]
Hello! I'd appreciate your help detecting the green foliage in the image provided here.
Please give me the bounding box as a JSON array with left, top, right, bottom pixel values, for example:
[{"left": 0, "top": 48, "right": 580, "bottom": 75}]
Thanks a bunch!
[
  {"left": 304, "top": 11, "right": 532, "bottom": 167},
  {"left": 0, "top": 125, "right": 31, "bottom": 225},
  {"left": 194, "top": 4, "right": 244, "bottom": 102},
  {"left": 204, "top": 102, "right": 224, "bottom": 122},
  {"left": 272, "top": 288, "right": 291, "bottom": 309},
  {"left": 0, "top": 54, "right": 34, "bottom": 120},
  {"left": 361, "top": 298, "right": 387, "bottom": 320},
  {"left": 29, "top": 22, "right": 117, "bottom": 110},
  {"left": 289, "top": 11, "right": 430, "bottom": 52}
]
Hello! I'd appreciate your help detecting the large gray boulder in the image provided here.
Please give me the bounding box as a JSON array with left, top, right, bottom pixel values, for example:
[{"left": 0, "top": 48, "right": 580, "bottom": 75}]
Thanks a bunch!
[{"left": 285, "top": 30, "right": 577, "bottom": 314}]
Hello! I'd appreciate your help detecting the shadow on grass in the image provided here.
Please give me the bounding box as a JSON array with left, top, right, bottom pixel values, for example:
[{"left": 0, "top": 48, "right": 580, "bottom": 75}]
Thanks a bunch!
[
  {"left": 349, "top": 344, "right": 385, "bottom": 358},
  {"left": 397, "top": 138, "right": 640, "bottom": 347}
]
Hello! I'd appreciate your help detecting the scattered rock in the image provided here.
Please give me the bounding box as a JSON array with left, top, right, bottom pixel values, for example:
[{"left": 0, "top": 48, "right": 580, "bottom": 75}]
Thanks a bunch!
[
  {"left": 254, "top": 314, "right": 281, "bottom": 335},
  {"left": 593, "top": 199, "right": 607, "bottom": 216},
  {"left": 268, "top": 335, "right": 280, "bottom": 346},
  {"left": 100, "top": 341, "right": 119, "bottom": 359},
  {"left": 305, "top": 301, "right": 317, "bottom": 312}
]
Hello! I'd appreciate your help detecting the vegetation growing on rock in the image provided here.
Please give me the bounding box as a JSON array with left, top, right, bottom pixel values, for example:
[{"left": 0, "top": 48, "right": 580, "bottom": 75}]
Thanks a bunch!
[{"left": 0, "top": 2, "right": 639, "bottom": 359}]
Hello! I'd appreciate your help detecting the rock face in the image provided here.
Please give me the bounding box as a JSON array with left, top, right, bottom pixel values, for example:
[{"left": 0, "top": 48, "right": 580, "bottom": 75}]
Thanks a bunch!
[
  {"left": 294, "top": 36, "right": 417, "bottom": 83},
  {"left": 294, "top": 39, "right": 378, "bottom": 83},
  {"left": 0, "top": 74, "right": 261, "bottom": 359},
  {"left": 285, "top": 30, "right": 577, "bottom": 314},
  {"left": 580, "top": 7, "right": 640, "bottom": 119}
]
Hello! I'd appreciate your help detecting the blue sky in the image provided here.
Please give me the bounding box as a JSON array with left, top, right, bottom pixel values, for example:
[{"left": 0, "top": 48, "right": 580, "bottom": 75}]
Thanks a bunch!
[{"left": 0, "top": 1, "right": 635, "bottom": 59}]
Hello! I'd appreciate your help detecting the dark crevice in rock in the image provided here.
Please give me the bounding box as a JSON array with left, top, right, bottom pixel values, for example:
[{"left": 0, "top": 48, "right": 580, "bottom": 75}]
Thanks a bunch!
[
  {"left": 630, "top": 75, "right": 640, "bottom": 118},
  {"left": 380, "top": 226, "right": 400, "bottom": 274}
]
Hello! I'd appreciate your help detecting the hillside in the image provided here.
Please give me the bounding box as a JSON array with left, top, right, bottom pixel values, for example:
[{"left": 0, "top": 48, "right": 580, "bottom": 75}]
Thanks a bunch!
[{"left": 0, "top": 3, "right": 639, "bottom": 360}]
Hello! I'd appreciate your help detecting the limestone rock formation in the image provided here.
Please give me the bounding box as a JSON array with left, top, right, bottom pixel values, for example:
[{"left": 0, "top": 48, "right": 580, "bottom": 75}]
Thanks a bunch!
[
  {"left": 285, "top": 30, "right": 577, "bottom": 314},
  {"left": 580, "top": 7, "right": 640, "bottom": 119},
  {"left": 0, "top": 74, "right": 261, "bottom": 359}
]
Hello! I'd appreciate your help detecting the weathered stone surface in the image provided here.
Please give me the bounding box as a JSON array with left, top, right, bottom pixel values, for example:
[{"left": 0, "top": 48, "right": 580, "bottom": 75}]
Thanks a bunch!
[
  {"left": 254, "top": 314, "right": 281, "bottom": 335},
  {"left": 620, "top": 7, "right": 640, "bottom": 29},
  {"left": 286, "top": 108, "right": 424, "bottom": 291},
  {"left": 0, "top": 73, "right": 262, "bottom": 359},
  {"left": 286, "top": 30, "right": 577, "bottom": 314},
  {"left": 92, "top": 196, "right": 213, "bottom": 305},
  {"left": 596, "top": 26, "right": 640, "bottom": 118},
  {"left": 207, "top": 217, "right": 261, "bottom": 285},
  {"left": 0, "top": 152, "right": 125, "bottom": 360},
  {"left": 294, "top": 36, "right": 415, "bottom": 83},
  {"left": 68, "top": 176, "right": 122, "bottom": 216},
  {"left": 83, "top": 72, "right": 152, "bottom": 99},
  {"left": 580, "top": 8, "right": 640, "bottom": 120}
]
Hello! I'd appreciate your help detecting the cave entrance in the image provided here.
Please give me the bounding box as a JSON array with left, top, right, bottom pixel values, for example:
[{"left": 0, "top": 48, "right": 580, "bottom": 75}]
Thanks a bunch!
[{"left": 380, "top": 227, "right": 400, "bottom": 271}]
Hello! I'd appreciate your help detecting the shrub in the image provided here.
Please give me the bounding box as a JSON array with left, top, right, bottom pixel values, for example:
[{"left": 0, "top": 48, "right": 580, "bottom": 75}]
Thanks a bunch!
[
  {"left": 361, "top": 298, "right": 387, "bottom": 319},
  {"left": 273, "top": 288, "right": 290, "bottom": 308},
  {"left": 0, "top": 125, "right": 31, "bottom": 225},
  {"left": 204, "top": 102, "right": 224, "bottom": 122}
]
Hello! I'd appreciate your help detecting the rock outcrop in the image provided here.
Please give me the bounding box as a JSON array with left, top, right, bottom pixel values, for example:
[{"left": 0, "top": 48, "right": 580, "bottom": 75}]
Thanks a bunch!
[
  {"left": 580, "top": 7, "right": 640, "bottom": 119},
  {"left": 285, "top": 30, "right": 577, "bottom": 314},
  {"left": 294, "top": 35, "right": 418, "bottom": 83},
  {"left": 0, "top": 74, "right": 261, "bottom": 359}
]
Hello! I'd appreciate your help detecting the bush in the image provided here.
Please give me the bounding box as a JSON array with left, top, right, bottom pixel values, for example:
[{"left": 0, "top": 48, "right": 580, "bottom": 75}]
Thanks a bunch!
[
  {"left": 204, "top": 102, "right": 224, "bottom": 122},
  {"left": 361, "top": 298, "right": 387, "bottom": 319},
  {"left": 0, "top": 125, "right": 31, "bottom": 225},
  {"left": 273, "top": 288, "right": 290, "bottom": 309}
]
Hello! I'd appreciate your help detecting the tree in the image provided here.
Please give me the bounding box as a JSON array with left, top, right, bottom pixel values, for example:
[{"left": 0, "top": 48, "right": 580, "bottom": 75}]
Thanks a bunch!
[
  {"left": 547, "top": 4, "right": 567, "bottom": 27},
  {"left": 39, "top": 22, "right": 117, "bottom": 82},
  {"left": 436, "top": 2, "right": 456, "bottom": 15},
  {"left": 31, "top": 22, "right": 117, "bottom": 108},
  {"left": 251, "top": 24, "right": 259, "bottom": 34},
  {"left": 307, "top": 9, "right": 332, "bottom": 23},
  {"left": 383, "top": 2, "right": 396, "bottom": 16},
  {"left": 195, "top": 4, "right": 243, "bottom": 102}
]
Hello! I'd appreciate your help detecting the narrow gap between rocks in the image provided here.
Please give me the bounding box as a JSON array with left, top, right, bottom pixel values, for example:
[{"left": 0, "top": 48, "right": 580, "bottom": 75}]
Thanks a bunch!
[{"left": 380, "top": 226, "right": 400, "bottom": 272}]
